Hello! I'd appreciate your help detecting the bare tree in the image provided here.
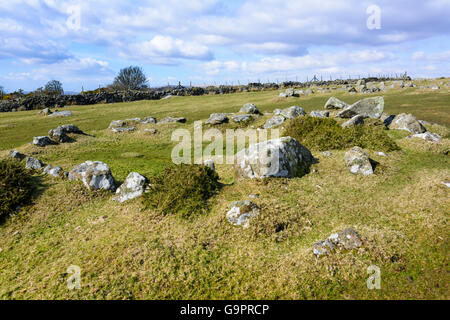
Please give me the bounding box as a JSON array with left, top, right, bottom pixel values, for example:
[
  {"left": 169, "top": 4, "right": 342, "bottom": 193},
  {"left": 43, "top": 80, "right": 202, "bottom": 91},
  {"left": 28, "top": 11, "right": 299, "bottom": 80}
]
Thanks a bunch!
[
  {"left": 113, "top": 66, "right": 148, "bottom": 90},
  {"left": 45, "top": 80, "right": 64, "bottom": 95}
]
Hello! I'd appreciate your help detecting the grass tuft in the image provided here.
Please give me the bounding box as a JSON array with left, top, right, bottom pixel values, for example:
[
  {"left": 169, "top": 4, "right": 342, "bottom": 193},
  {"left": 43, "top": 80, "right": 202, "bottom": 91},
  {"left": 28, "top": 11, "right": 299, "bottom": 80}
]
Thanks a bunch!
[
  {"left": 282, "top": 116, "right": 400, "bottom": 152},
  {"left": 142, "top": 164, "right": 220, "bottom": 218}
]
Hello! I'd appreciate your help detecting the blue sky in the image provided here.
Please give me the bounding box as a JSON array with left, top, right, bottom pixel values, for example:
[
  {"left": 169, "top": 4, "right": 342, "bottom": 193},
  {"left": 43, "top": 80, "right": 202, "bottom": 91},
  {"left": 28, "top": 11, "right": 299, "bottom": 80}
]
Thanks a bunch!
[{"left": 1, "top": 0, "right": 449, "bottom": 92}]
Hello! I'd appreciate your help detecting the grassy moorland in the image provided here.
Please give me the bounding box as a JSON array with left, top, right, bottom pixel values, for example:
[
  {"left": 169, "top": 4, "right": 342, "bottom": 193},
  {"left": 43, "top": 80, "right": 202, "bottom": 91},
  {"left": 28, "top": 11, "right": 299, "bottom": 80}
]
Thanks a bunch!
[{"left": 0, "top": 81, "right": 449, "bottom": 299}]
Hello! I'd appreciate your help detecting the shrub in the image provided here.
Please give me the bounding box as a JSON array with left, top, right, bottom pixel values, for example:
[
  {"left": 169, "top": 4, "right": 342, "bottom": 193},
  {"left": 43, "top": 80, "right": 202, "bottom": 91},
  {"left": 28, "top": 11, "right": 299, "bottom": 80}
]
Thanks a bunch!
[
  {"left": 0, "top": 160, "right": 34, "bottom": 219},
  {"left": 282, "top": 116, "right": 400, "bottom": 152},
  {"left": 142, "top": 164, "right": 220, "bottom": 218}
]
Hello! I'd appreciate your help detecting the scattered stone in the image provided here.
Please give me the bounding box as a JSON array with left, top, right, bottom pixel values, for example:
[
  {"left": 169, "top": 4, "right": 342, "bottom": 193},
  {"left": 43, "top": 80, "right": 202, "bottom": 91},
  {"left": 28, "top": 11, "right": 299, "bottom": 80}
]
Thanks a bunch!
[
  {"left": 263, "top": 115, "right": 286, "bottom": 129},
  {"left": 324, "top": 97, "right": 348, "bottom": 110},
  {"left": 235, "top": 136, "right": 314, "bottom": 179},
  {"left": 142, "top": 116, "right": 157, "bottom": 124},
  {"left": 441, "top": 180, "right": 450, "bottom": 188},
  {"left": 313, "top": 228, "right": 362, "bottom": 257},
  {"left": 113, "top": 172, "right": 147, "bottom": 203},
  {"left": 344, "top": 146, "right": 374, "bottom": 176},
  {"left": 310, "top": 110, "right": 329, "bottom": 118},
  {"left": 409, "top": 132, "right": 442, "bottom": 142},
  {"left": 203, "top": 159, "right": 215, "bottom": 171},
  {"left": 32, "top": 136, "right": 55, "bottom": 147},
  {"left": 111, "top": 126, "right": 136, "bottom": 133},
  {"left": 388, "top": 113, "right": 426, "bottom": 134},
  {"left": 280, "top": 106, "right": 306, "bottom": 119},
  {"left": 68, "top": 161, "right": 115, "bottom": 191},
  {"left": 43, "top": 165, "right": 63, "bottom": 177},
  {"left": 342, "top": 115, "right": 364, "bottom": 128},
  {"left": 377, "top": 152, "right": 388, "bottom": 157},
  {"left": 337, "top": 96, "right": 384, "bottom": 119},
  {"left": 109, "top": 120, "right": 126, "bottom": 128},
  {"left": 144, "top": 128, "right": 157, "bottom": 134},
  {"left": 10, "top": 150, "right": 25, "bottom": 160},
  {"left": 249, "top": 194, "right": 259, "bottom": 199},
  {"left": 47, "top": 110, "right": 72, "bottom": 117},
  {"left": 321, "top": 151, "right": 332, "bottom": 157},
  {"left": 38, "top": 108, "right": 52, "bottom": 116},
  {"left": 380, "top": 113, "right": 395, "bottom": 126},
  {"left": 226, "top": 200, "right": 260, "bottom": 228},
  {"left": 232, "top": 114, "right": 252, "bottom": 123},
  {"left": 273, "top": 108, "right": 282, "bottom": 115},
  {"left": 206, "top": 113, "right": 229, "bottom": 125},
  {"left": 240, "top": 103, "right": 260, "bottom": 114},
  {"left": 25, "top": 157, "right": 44, "bottom": 170},
  {"left": 430, "top": 85, "right": 440, "bottom": 90},
  {"left": 162, "top": 94, "right": 173, "bottom": 99},
  {"left": 158, "top": 116, "right": 186, "bottom": 124}
]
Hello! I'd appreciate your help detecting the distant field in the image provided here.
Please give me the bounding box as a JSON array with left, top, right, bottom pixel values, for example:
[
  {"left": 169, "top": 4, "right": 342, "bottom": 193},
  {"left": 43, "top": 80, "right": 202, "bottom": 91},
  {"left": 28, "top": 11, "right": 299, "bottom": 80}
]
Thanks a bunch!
[{"left": 0, "top": 84, "right": 449, "bottom": 299}]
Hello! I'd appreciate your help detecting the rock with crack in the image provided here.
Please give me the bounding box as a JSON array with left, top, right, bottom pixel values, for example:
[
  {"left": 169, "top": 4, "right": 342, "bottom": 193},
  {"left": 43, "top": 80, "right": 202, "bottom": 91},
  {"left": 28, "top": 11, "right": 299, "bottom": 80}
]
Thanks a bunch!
[
  {"left": 226, "top": 200, "right": 260, "bottom": 228},
  {"left": 324, "top": 97, "right": 348, "bottom": 110},
  {"left": 158, "top": 116, "right": 186, "bottom": 124},
  {"left": 235, "top": 136, "right": 314, "bottom": 179},
  {"left": 240, "top": 103, "right": 260, "bottom": 114},
  {"left": 337, "top": 96, "right": 384, "bottom": 119},
  {"left": 32, "top": 136, "right": 55, "bottom": 147},
  {"left": 263, "top": 115, "right": 286, "bottom": 129},
  {"left": 232, "top": 114, "right": 252, "bottom": 123},
  {"left": 68, "top": 161, "right": 115, "bottom": 191},
  {"left": 313, "top": 228, "right": 362, "bottom": 257},
  {"left": 342, "top": 115, "right": 364, "bottom": 128},
  {"left": 280, "top": 106, "right": 306, "bottom": 119},
  {"left": 388, "top": 113, "right": 426, "bottom": 134},
  {"left": 344, "top": 146, "right": 374, "bottom": 176},
  {"left": 310, "top": 110, "right": 329, "bottom": 118},
  {"left": 113, "top": 172, "right": 147, "bottom": 202},
  {"left": 205, "top": 113, "right": 229, "bottom": 125},
  {"left": 25, "top": 157, "right": 44, "bottom": 170},
  {"left": 409, "top": 132, "right": 442, "bottom": 142}
]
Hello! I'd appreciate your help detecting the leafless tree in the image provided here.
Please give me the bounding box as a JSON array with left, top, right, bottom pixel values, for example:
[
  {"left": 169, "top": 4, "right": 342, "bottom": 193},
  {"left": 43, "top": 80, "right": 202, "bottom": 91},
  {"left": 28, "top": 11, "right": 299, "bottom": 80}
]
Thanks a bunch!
[{"left": 113, "top": 66, "right": 148, "bottom": 90}]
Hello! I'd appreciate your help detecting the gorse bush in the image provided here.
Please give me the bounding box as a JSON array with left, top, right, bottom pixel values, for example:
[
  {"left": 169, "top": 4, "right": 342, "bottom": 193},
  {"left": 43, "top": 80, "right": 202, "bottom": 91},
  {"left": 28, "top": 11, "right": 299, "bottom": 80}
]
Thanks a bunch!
[
  {"left": 0, "top": 160, "right": 34, "bottom": 219},
  {"left": 143, "top": 164, "right": 220, "bottom": 218},
  {"left": 282, "top": 116, "right": 400, "bottom": 152}
]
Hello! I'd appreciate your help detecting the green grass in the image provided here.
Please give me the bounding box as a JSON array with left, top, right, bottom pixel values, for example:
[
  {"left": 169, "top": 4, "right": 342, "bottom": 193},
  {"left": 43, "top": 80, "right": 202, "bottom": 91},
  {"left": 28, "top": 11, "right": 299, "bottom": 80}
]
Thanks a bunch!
[
  {"left": 283, "top": 116, "right": 400, "bottom": 152},
  {"left": 0, "top": 83, "right": 449, "bottom": 299}
]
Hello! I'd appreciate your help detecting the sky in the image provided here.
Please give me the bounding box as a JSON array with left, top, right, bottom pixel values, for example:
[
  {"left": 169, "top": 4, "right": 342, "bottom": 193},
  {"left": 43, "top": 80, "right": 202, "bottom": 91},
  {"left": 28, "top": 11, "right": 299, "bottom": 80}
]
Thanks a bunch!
[{"left": 0, "top": 0, "right": 449, "bottom": 92}]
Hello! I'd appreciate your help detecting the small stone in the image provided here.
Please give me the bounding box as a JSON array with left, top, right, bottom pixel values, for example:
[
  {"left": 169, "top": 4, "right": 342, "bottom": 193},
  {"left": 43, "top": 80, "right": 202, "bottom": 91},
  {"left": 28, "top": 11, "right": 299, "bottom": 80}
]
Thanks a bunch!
[
  {"left": 144, "top": 129, "right": 157, "bottom": 134},
  {"left": 32, "top": 136, "right": 55, "bottom": 147},
  {"left": 113, "top": 172, "right": 147, "bottom": 203},
  {"left": 409, "top": 132, "right": 442, "bottom": 142},
  {"left": 111, "top": 126, "right": 136, "bottom": 133},
  {"left": 313, "top": 228, "right": 362, "bottom": 257},
  {"left": 344, "top": 146, "right": 374, "bottom": 176},
  {"left": 342, "top": 115, "right": 364, "bottom": 128},
  {"left": 10, "top": 150, "right": 25, "bottom": 160},
  {"left": 25, "top": 157, "right": 44, "bottom": 170},
  {"left": 226, "top": 200, "right": 260, "bottom": 228},
  {"left": 47, "top": 110, "right": 72, "bottom": 117},
  {"left": 240, "top": 103, "right": 260, "bottom": 114}
]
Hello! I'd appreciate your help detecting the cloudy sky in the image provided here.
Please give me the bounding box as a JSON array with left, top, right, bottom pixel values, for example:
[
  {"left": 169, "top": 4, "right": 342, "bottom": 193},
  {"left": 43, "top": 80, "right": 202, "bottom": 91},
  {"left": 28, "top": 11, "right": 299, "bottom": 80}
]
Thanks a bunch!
[{"left": 1, "top": 0, "right": 449, "bottom": 92}]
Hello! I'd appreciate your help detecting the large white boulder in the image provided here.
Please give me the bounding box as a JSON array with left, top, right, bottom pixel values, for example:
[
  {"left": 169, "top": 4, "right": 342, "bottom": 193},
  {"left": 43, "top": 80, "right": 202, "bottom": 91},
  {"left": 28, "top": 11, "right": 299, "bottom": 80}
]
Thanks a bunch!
[
  {"left": 388, "top": 113, "right": 426, "bottom": 134},
  {"left": 68, "top": 161, "right": 115, "bottom": 191},
  {"left": 235, "top": 136, "right": 314, "bottom": 179},
  {"left": 337, "top": 96, "right": 384, "bottom": 119},
  {"left": 113, "top": 172, "right": 147, "bottom": 202}
]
